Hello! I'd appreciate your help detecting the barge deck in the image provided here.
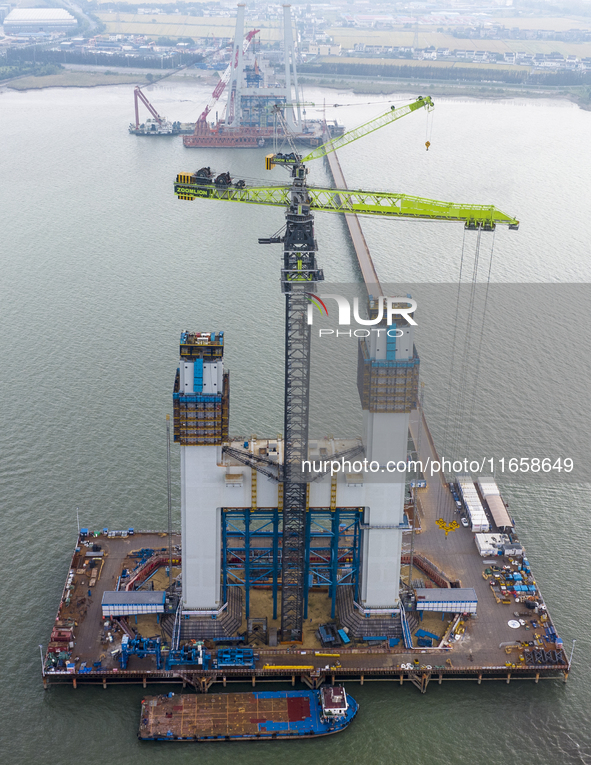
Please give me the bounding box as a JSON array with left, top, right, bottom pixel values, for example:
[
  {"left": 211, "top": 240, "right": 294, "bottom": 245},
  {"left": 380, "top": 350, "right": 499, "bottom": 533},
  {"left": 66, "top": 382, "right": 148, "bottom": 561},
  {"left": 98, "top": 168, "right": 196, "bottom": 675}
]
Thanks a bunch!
[
  {"left": 41, "top": 426, "right": 569, "bottom": 693},
  {"left": 139, "top": 688, "right": 358, "bottom": 741}
]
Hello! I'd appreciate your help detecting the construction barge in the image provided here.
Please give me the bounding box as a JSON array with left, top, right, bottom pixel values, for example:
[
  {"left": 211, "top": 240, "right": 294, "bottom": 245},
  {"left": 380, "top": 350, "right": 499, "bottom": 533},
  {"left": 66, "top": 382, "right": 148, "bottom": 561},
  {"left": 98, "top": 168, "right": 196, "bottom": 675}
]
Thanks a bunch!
[
  {"left": 138, "top": 687, "right": 357, "bottom": 741},
  {"left": 130, "top": 7, "right": 345, "bottom": 148}
]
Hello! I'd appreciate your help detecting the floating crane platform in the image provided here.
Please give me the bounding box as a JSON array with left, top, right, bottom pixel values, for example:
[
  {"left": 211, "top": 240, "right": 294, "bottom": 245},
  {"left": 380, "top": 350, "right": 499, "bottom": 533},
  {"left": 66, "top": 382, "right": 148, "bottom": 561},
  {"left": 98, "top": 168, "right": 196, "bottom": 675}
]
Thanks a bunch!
[{"left": 183, "top": 120, "right": 342, "bottom": 149}]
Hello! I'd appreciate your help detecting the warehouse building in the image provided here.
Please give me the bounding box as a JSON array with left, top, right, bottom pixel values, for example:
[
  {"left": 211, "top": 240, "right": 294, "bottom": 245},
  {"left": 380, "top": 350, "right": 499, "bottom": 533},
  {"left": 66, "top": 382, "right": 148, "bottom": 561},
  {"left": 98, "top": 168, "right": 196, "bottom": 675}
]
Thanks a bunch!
[{"left": 3, "top": 8, "right": 77, "bottom": 35}]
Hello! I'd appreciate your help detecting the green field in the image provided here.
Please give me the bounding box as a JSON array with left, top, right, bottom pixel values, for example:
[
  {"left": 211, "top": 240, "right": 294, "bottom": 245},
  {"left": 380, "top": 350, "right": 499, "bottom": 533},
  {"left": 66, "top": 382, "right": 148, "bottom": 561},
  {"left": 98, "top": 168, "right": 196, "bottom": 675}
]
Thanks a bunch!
[
  {"left": 329, "top": 56, "right": 529, "bottom": 72},
  {"left": 6, "top": 70, "right": 143, "bottom": 90},
  {"left": 330, "top": 28, "right": 591, "bottom": 58},
  {"left": 471, "top": 16, "right": 591, "bottom": 31},
  {"left": 98, "top": 0, "right": 210, "bottom": 3},
  {"left": 96, "top": 12, "right": 591, "bottom": 56},
  {"left": 97, "top": 13, "right": 282, "bottom": 42}
]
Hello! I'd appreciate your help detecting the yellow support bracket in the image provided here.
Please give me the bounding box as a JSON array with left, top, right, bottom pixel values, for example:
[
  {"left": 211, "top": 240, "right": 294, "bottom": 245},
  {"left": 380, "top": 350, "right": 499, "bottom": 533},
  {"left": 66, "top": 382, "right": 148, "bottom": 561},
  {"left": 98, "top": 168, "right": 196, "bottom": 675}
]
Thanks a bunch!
[
  {"left": 330, "top": 474, "right": 337, "bottom": 511},
  {"left": 251, "top": 468, "right": 257, "bottom": 510}
]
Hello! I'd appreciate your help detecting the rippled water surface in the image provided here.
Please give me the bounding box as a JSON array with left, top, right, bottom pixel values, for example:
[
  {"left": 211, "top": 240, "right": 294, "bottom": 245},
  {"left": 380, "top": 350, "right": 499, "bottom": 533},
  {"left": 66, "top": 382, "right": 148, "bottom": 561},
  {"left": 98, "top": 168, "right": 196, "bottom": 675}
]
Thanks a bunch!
[{"left": 1, "top": 81, "right": 590, "bottom": 765}]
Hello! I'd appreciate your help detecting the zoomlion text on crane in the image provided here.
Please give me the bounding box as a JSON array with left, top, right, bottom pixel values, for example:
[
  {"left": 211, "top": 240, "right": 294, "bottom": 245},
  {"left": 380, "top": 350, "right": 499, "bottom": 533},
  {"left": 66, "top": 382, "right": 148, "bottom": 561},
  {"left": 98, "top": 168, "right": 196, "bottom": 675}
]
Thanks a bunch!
[{"left": 306, "top": 295, "right": 417, "bottom": 337}]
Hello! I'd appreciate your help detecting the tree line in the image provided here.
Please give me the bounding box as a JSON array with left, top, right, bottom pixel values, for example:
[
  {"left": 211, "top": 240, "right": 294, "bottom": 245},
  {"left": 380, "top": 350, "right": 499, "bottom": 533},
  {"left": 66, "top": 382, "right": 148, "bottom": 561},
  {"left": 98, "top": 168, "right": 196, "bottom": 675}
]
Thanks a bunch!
[
  {"left": 5, "top": 47, "right": 203, "bottom": 70},
  {"left": 300, "top": 61, "right": 591, "bottom": 87}
]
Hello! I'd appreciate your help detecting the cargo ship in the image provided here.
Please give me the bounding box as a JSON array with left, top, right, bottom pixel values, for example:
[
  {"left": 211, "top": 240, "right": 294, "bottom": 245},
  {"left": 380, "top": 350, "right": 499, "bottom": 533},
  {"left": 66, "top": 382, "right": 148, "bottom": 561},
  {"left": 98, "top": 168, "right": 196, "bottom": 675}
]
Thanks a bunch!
[{"left": 138, "top": 686, "right": 358, "bottom": 741}]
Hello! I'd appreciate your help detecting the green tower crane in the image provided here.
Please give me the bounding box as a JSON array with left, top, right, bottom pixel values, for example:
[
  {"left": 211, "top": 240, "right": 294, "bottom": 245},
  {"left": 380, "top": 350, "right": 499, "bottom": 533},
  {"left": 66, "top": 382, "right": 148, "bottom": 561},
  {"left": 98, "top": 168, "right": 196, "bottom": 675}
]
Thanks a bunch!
[{"left": 173, "top": 96, "right": 518, "bottom": 642}]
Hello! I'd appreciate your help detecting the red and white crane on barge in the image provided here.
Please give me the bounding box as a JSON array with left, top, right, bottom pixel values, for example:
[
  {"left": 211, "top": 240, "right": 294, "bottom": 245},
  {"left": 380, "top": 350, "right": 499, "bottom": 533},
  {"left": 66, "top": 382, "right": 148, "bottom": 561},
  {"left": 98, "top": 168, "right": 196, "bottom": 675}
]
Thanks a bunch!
[{"left": 129, "top": 29, "right": 259, "bottom": 136}]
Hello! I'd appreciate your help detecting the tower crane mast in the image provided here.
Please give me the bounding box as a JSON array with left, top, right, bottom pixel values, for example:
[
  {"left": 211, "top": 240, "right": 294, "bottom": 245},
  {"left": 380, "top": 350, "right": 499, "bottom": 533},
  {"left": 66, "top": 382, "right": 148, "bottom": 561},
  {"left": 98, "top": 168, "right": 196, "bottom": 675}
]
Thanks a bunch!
[{"left": 174, "top": 96, "right": 518, "bottom": 641}]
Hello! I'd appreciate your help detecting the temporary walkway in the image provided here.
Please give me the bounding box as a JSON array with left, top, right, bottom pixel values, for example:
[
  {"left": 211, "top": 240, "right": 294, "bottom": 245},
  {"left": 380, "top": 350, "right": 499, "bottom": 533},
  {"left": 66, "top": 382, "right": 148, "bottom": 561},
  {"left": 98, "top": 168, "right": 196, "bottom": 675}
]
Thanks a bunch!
[{"left": 322, "top": 137, "right": 382, "bottom": 297}]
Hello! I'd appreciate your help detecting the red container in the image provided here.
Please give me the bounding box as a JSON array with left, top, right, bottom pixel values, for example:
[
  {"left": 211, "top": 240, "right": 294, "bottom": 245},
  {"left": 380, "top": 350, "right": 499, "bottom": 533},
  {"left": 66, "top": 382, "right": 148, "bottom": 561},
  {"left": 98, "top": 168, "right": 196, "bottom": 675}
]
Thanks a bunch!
[
  {"left": 51, "top": 629, "right": 73, "bottom": 643},
  {"left": 47, "top": 642, "right": 67, "bottom": 654}
]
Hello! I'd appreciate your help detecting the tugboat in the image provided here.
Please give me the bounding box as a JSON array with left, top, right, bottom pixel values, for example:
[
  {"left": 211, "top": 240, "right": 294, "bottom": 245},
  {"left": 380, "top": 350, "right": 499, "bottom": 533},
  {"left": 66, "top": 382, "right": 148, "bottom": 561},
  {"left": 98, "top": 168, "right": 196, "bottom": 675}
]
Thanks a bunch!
[{"left": 138, "top": 686, "right": 358, "bottom": 741}]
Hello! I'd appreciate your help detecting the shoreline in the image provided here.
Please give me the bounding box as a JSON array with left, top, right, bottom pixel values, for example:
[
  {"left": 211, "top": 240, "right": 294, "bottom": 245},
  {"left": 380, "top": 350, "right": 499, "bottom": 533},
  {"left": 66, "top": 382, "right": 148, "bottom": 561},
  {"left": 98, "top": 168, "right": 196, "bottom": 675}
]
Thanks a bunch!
[
  {"left": 2, "top": 66, "right": 589, "bottom": 110},
  {"left": 297, "top": 75, "right": 591, "bottom": 110},
  {"left": 0, "top": 66, "right": 219, "bottom": 94}
]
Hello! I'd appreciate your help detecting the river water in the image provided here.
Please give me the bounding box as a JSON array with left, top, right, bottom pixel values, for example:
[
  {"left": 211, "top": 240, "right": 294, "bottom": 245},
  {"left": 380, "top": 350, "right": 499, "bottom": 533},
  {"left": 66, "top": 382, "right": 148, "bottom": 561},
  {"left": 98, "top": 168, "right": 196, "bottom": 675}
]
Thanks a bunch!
[{"left": 0, "top": 80, "right": 590, "bottom": 764}]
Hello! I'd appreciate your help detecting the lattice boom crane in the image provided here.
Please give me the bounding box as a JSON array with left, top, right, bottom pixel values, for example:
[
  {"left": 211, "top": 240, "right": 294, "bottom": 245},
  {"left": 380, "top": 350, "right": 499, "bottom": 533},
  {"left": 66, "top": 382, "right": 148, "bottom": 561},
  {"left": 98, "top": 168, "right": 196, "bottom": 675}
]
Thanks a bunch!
[
  {"left": 197, "top": 28, "right": 260, "bottom": 124},
  {"left": 173, "top": 95, "right": 518, "bottom": 641}
]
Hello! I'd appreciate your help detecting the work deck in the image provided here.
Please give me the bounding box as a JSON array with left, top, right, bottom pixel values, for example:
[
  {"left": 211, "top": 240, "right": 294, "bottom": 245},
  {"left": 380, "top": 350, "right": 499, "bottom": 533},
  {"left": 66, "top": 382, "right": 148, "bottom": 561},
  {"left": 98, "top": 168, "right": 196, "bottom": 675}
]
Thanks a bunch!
[{"left": 42, "top": 416, "right": 569, "bottom": 694}]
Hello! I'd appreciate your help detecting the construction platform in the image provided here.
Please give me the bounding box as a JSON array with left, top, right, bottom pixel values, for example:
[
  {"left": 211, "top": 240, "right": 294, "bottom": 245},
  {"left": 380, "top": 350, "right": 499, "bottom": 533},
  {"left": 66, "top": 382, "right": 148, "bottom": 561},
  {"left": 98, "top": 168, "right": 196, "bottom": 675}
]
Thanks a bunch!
[
  {"left": 42, "top": 411, "right": 569, "bottom": 694},
  {"left": 41, "top": 137, "right": 567, "bottom": 695}
]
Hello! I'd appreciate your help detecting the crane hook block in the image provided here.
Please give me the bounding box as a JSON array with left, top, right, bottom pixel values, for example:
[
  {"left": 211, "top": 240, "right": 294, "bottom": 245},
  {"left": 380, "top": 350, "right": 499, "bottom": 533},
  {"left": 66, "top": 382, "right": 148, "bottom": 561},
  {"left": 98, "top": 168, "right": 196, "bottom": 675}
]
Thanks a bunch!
[{"left": 425, "top": 141, "right": 431, "bottom": 151}]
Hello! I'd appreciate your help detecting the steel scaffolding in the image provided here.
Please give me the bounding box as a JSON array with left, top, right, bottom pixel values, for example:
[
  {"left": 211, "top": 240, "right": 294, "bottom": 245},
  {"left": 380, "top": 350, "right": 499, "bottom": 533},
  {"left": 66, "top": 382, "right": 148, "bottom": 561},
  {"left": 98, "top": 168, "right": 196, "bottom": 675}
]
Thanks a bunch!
[{"left": 221, "top": 508, "right": 362, "bottom": 621}]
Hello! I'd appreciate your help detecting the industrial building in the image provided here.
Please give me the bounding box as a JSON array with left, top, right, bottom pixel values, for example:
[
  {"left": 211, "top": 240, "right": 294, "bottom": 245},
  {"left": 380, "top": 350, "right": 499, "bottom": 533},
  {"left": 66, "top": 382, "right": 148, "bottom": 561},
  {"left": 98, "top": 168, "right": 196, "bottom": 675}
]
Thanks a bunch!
[{"left": 3, "top": 8, "right": 77, "bottom": 35}]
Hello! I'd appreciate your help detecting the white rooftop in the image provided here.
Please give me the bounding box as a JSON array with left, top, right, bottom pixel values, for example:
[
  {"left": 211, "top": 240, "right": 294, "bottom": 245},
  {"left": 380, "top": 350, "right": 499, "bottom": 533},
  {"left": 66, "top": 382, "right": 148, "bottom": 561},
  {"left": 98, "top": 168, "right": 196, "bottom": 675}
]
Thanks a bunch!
[{"left": 5, "top": 8, "right": 75, "bottom": 21}]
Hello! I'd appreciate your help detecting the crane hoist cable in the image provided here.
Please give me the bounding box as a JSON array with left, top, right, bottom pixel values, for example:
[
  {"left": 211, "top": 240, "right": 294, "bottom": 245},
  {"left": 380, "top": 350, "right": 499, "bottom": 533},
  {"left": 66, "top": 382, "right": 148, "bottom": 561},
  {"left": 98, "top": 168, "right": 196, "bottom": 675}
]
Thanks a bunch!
[
  {"left": 463, "top": 229, "right": 496, "bottom": 460},
  {"left": 443, "top": 229, "right": 496, "bottom": 518},
  {"left": 439, "top": 226, "right": 491, "bottom": 528},
  {"left": 408, "top": 382, "right": 425, "bottom": 579},
  {"left": 441, "top": 228, "right": 468, "bottom": 462},
  {"left": 449, "top": 227, "right": 483, "bottom": 465},
  {"left": 425, "top": 106, "right": 434, "bottom": 150},
  {"left": 448, "top": 226, "right": 496, "bottom": 482}
]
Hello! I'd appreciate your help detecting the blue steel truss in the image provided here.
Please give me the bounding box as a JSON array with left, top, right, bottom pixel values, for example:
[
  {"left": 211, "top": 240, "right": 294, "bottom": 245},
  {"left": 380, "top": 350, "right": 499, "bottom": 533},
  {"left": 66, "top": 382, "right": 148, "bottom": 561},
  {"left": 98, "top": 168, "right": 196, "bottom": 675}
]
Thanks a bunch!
[{"left": 222, "top": 508, "right": 362, "bottom": 620}]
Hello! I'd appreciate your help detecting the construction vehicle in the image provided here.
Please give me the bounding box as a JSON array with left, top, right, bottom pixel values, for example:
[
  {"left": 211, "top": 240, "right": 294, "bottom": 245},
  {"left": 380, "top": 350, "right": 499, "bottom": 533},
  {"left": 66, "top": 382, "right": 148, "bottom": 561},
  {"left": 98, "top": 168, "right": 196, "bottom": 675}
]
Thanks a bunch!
[{"left": 174, "top": 95, "right": 518, "bottom": 641}]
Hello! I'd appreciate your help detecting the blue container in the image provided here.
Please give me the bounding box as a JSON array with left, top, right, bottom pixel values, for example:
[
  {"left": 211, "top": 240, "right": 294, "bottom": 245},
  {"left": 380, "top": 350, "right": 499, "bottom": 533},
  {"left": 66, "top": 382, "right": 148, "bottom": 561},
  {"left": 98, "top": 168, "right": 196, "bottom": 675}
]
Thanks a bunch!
[{"left": 416, "top": 629, "right": 439, "bottom": 641}]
